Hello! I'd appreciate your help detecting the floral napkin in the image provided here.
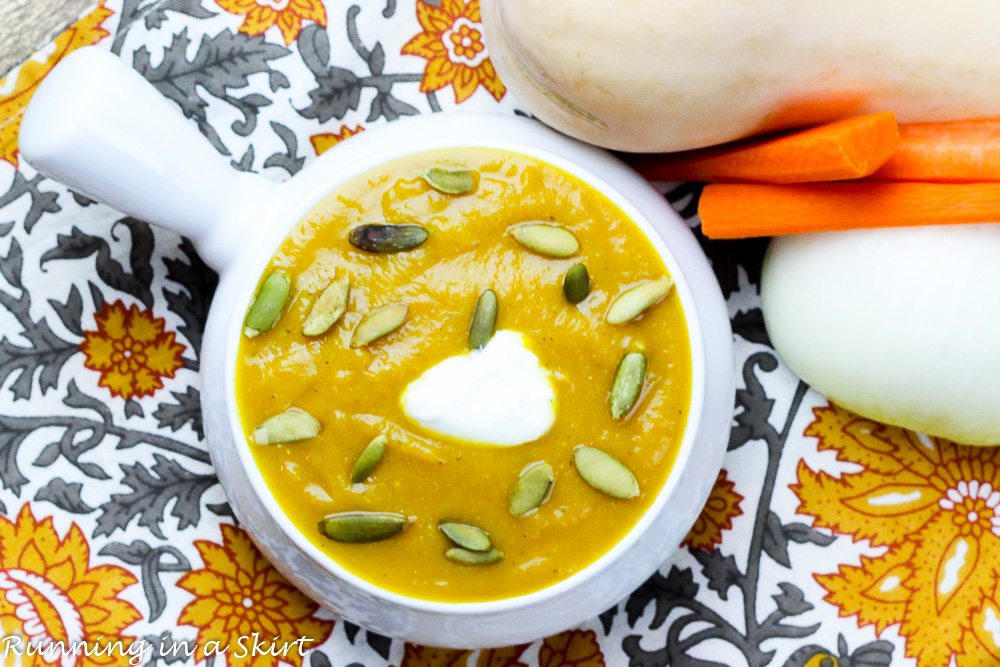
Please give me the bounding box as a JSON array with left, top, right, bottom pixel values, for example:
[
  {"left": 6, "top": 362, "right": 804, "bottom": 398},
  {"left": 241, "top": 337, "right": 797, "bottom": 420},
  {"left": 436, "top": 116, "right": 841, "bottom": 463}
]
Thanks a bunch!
[{"left": 0, "top": 1, "right": 996, "bottom": 666}]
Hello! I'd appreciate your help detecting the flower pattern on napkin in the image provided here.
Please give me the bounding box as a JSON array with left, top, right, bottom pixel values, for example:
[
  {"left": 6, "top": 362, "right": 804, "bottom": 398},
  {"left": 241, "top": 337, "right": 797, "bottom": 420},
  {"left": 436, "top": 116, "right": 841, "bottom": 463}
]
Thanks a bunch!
[
  {"left": 80, "top": 301, "right": 185, "bottom": 401},
  {"left": 683, "top": 470, "right": 744, "bottom": 552},
  {"left": 795, "top": 405, "right": 1000, "bottom": 666},
  {"left": 177, "top": 524, "right": 334, "bottom": 667},
  {"left": 310, "top": 123, "right": 364, "bottom": 156},
  {"left": 402, "top": 0, "right": 505, "bottom": 103},
  {"left": 217, "top": 0, "right": 327, "bottom": 45},
  {"left": 0, "top": 504, "right": 141, "bottom": 667}
]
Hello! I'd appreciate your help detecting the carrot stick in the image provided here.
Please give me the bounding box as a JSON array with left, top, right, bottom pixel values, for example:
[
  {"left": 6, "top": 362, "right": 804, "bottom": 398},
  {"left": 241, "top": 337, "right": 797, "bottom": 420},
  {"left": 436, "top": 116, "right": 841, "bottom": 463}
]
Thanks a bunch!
[
  {"left": 630, "top": 111, "right": 899, "bottom": 184},
  {"left": 870, "top": 119, "right": 1000, "bottom": 182},
  {"left": 698, "top": 182, "right": 1000, "bottom": 239}
]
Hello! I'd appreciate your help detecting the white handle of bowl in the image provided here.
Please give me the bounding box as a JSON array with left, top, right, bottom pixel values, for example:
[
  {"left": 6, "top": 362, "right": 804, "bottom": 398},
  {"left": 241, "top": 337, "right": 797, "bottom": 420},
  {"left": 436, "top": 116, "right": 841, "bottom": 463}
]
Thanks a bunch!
[{"left": 20, "top": 47, "right": 279, "bottom": 271}]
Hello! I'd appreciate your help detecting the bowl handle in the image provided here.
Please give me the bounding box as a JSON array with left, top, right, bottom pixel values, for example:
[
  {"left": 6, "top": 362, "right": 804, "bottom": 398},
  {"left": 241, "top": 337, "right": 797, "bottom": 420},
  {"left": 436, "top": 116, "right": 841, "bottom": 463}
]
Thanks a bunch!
[{"left": 20, "top": 47, "right": 278, "bottom": 271}]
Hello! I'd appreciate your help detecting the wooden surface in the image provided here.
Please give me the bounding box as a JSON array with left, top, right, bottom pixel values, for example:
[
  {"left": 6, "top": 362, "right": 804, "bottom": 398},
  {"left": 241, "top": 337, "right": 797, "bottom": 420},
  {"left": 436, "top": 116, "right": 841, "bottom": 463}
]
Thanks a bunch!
[{"left": 0, "top": 0, "right": 94, "bottom": 76}]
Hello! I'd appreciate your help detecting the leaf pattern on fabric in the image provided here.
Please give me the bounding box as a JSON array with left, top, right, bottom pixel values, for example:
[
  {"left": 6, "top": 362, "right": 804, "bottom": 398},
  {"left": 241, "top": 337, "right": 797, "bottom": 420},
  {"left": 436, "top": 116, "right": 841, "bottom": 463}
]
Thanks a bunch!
[
  {"left": 153, "top": 386, "right": 204, "bottom": 437},
  {"left": 0, "top": 172, "right": 62, "bottom": 232},
  {"left": 96, "top": 454, "right": 217, "bottom": 539},
  {"left": 297, "top": 10, "right": 422, "bottom": 127},
  {"left": 41, "top": 222, "right": 155, "bottom": 308},
  {"left": 263, "top": 121, "right": 306, "bottom": 175},
  {"left": 162, "top": 237, "right": 217, "bottom": 369},
  {"left": 34, "top": 477, "right": 96, "bottom": 514},
  {"left": 133, "top": 28, "right": 291, "bottom": 155},
  {"left": 0, "top": 239, "right": 78, "bottom": 401},
  {"left": 693, "top": 548, "right": 742, "bottom": 601},
  {"left": 145, "top": 0, "right": 216, "bottom": 30}
]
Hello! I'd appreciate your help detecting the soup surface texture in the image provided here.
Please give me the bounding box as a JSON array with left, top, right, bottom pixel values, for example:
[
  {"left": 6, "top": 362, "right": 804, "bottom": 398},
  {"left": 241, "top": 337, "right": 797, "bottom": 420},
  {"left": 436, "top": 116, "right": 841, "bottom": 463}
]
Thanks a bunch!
[{"left": 236, "top": 148, "right": 692, "bottom": 602}]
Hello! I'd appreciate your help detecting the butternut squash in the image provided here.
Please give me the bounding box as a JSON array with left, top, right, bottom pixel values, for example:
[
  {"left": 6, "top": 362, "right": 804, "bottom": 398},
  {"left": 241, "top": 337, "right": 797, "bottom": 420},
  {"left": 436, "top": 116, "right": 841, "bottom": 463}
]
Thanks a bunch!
[{"left": 482, "top": 0, "right": 1000, "bottom": 152}]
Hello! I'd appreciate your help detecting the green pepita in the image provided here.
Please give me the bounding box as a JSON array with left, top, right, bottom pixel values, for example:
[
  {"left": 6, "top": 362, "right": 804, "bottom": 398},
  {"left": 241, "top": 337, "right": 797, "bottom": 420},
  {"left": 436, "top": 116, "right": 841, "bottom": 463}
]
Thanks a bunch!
[
  {"left": 468, "top": 289, "right": 498, "bottom": 350},
  {"left": 563, "top": 263, "right": 590, "bottom": 304},
  {"left": 350, "top": 434, "right": 387, "bottom": 483},
  {"left": 606, "top": 277, "right": 674, "bottom": 325},
  {"left": 351, "top": 303, "right": 408, "bottom": 347},
  {"left": 573, "top": 446, "right": 640, "bottom": 499},
  {"left": 317, "top": 511, "right": 409, "bottom": 543},
  {"left": 253, "top": 408, "right": 320, "bottom": 445},
  {"left": 422, "top": 168, "right": 476, "bottom": 195},
  {"left": 609, "top": 352, "right": 647, "bottom": 419},
  {"left": 349, "top": 224, "right": 428, "bottom": 253},
  {"left": 509, "top": 462, "right": 555, "bottom": 516},
  {"left": 445, "top": 547, "right": 504, "bottom": 566},
  {"left": 439, "top": 522, "right": 492, "bottom": 551},
  {"left": 302, "top": 276, "right": 350, "bottom": 336},
  {"left": 245, "top": 272, "right": 291, "bottom": 337},
  {"left": 510, "top": 223, "right": 579, "bottom": 258}
]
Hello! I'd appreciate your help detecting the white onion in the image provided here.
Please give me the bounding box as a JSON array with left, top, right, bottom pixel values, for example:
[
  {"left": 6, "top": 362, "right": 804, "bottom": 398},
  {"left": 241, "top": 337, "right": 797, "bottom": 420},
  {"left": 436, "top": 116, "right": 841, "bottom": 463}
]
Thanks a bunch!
[{"left": 761, "top": 224, "right": 1000, "bottom": 446}]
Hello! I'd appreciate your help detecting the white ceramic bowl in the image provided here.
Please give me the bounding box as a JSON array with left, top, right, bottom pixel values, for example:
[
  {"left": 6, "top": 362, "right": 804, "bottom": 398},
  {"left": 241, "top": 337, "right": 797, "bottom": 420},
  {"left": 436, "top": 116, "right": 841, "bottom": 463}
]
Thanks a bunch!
[{"left": 21, "top": 47, "right": 734, "bottom": 648}]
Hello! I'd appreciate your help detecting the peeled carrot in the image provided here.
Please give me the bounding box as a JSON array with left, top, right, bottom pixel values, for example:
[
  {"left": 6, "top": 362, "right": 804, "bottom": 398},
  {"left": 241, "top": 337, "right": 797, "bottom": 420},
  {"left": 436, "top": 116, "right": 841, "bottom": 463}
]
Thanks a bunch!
[
  {"left": 699, "top": 182, "right": 1000, "bottom": 239},
  {"left": 630, "top": 111, "right": 899, "bottom": 184},
  {"left": 870, "top": 119, "right": 1000, "bottom": 182}
]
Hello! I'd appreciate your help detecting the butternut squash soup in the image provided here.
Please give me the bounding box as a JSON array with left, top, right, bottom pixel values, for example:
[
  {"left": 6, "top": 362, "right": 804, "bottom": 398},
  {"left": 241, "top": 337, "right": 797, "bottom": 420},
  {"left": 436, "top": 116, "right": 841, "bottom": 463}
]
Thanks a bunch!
[{"left": 236, "top": 148, "right": 692, "bottom": 602}]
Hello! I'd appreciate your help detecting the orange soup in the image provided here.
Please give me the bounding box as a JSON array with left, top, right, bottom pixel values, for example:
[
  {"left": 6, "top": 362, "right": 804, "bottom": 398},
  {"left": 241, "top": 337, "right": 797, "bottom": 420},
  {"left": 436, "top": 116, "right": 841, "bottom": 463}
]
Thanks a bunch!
[{"left": 236, "top": 148, "right": 691, "bottom": 602}]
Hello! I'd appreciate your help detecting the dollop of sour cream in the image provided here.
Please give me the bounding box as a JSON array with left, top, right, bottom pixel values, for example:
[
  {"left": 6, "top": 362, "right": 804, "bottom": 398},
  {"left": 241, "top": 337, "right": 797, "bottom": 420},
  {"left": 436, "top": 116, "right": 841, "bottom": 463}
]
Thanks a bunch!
[{"left": 400, "top": 330, "right": 556, "bottom": 446}]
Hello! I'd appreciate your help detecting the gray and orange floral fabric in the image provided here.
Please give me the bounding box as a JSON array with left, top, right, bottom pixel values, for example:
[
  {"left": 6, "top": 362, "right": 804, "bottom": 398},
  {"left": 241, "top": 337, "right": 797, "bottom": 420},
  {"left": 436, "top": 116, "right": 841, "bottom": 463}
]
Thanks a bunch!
[{"left": 0, "top": 2, "right": 995, "bottom": 666}]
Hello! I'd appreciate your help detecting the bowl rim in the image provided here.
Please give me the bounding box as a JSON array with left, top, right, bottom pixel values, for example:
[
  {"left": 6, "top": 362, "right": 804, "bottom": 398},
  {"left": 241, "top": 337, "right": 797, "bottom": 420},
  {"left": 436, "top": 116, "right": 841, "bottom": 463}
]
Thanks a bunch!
[{"left": 221, "top": 112, "right": 709, "bottom": 615}]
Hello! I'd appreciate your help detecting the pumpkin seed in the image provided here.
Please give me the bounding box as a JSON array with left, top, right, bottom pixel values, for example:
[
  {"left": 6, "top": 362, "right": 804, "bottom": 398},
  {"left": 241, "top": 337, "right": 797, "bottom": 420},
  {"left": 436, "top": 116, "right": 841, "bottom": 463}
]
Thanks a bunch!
[
  {"left": 439, "top": 522, "right": 492, "bottom": 551},
  {"left": 573, "top": 446, "right": 640, "bottom": 499},
  {"left": 445, "top": 547, "right": 504, "bottom": 566},
  {"left": 609, "top": 352, "right": 647, "bottom": 419},
  {"left": 350, "top": 434, "right": 387, "bottom": 483},
  {"left": 509, "top": 462, "right": 555, "bottom": 516},
  {"left": 317, "top": 511, "right": 409, "bottom": 543},
  {"left": 606, "top": 277, "right": 674, "bottom": 325},
  {"left": 245, "top": 272, "right": 291, "bottom": 337},
  {"left": 351, "top": 303, "right": 408, "bottom": 347},
  {"left": 422, "top": 168, "right": 476, "bottom": 195},
  {"left": 468, "top": 289, "right": 498, "bottom": 350},
  {"left": 253, "top": 408, "right": 320, "bottom": 445},
  {"left": 302, "top": 276, "right": 350, "bottom": 336},
  {"left": 563, "top": 263, "right": 590, "bottom": 304},
  {"left": 349, "top": 224, "right": 428, "bottom": 253},
  {"left": 510, "top": 223, "right": 579, "bottom": 258}
]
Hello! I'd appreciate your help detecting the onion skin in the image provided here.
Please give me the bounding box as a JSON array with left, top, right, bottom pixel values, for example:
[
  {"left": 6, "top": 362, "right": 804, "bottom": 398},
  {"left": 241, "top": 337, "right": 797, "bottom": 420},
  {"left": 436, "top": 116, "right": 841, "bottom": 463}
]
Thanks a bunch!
[{"left": 761, "top": 224, "right": 1000, "bottom": 447}]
